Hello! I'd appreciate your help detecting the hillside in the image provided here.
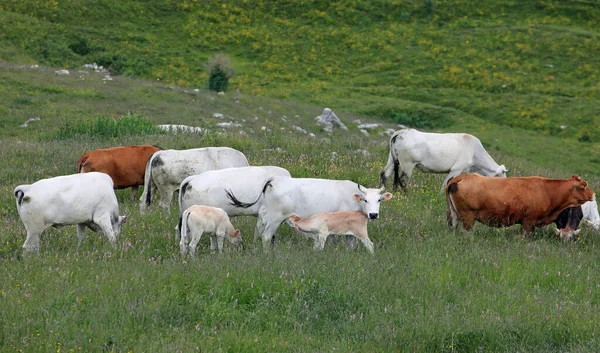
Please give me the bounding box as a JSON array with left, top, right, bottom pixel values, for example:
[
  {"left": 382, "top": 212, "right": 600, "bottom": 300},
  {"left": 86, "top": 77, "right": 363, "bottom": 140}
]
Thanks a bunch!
[{"left": 1, "top": 0, "right": 599, "bottom": 141}]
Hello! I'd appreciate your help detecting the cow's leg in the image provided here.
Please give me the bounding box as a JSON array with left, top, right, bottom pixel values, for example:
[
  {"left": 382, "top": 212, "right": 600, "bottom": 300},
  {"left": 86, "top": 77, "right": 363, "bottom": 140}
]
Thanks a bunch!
[
  {"left": 93, "top": 215, "right": 117, "bottom": 247},
  {"left": 253, "top": 218, "right": 265, "bottom": 240},
  {"left": 345, "top": 235, "right": 358, "bottom": 250},
  {"left": 209, "top": 235, "right": 218, "bottom": 251},
  {"left": 76, "top": 224, "right": 87, "bottom": 249},
  {"left": 130, "top": 186, "right": 139, "bottom": 200},
  {"left": 188, "top": 228, "right": 204, "bottom": 256},
  {"left": 22, "top": 221, "right": 46, "bottom": 253},
  {"left": 395, "top": 162, "right": 415, "bottom": 192},
  {"left": 446, "top": 202, "right": 460, "bottom": 230},
  {"left": 157, "top": 185, "right": 176, "bottom": 213},
  {"left": 520, "top": 221, "right": 536, "bottom": 237},
  {"left": 354, "top": 228, "right": 374, "bottom": 254},
  {"left": 313, "top": 230, "right": 328, "bottom": 251},
  {"left": 216, "top": 232, "right": 225, "bottom": 254},
  {"left": 261, "top": 221, "right": 282, "bottom": 251}
]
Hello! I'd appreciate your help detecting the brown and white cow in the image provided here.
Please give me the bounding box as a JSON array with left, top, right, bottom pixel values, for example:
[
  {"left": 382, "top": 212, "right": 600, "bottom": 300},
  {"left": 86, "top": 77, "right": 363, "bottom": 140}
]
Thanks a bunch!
[
  {"left": 446, "top": 174, "right": 595, "bottom": 235},
  {"left": 77, "top": 145, "right": 161, "bottom": 199}
]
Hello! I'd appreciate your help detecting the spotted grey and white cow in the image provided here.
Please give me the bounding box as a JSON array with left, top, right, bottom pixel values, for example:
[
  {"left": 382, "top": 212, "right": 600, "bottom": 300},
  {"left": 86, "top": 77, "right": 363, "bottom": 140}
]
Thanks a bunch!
[
  {"left": 139, "top": 147, "right": 249, "bottom": 213},
  {"left": 554, "top": 196, "right": 600, "bottom": 240},
  {"left": 381, "top": 128, "right": 508, "bottom": 192},
  {"left": 14, "top": 172, "right": 127, "bottom": 253},
  {"left": 227, "top": 177, "right": 393, "bottom": 250},
  {"left": 177, "top": 166, "right": 291, "bottom": 239}
]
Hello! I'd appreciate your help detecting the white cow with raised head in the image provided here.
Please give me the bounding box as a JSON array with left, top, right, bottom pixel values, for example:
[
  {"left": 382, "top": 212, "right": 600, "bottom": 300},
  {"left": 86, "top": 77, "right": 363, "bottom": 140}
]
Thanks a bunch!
[
  {"left": 179, "top": 205, "right": 242, "bottom": 255},
  {"left": 139, "top": 147, "right": 249, "bottom": 213},
  {"left": 227, "top": 176, "right": 393, "bottom": 250},
  {"left": 14, "top": 172, "right": 127, "bottom": 253},
  {"left": 380, "top": 128, "right": 508, "bottom": 192},
  {"left": 177, "top": 166, "right": 291, "bottom": 238}
]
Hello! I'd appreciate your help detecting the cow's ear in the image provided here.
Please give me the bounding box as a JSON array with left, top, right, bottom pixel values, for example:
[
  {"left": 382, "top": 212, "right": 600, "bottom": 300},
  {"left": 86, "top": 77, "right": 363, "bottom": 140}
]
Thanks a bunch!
[
  {"left": 381, "top": 192, "right": 393, "bottom": 202},
  {"left": 554, "top": 228, "right": 561, "bottom": 236},
  {"left": 233, "top": 229, "right": 240, "bottom": 237},
  {"left": 353, "top": 194, "right": 362, "bottom": 202},
  {"left": 121, "top": 215, "right": 128, "bottom": 224},
  {"left": 571, "top": 174, "right": 581, "bottom": 181}
]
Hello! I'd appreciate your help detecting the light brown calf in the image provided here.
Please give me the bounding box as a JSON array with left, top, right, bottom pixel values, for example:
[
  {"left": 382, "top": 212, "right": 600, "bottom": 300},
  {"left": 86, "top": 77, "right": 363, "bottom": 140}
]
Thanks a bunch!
[
  {"left": 287, "top": 211, "right": 374, "bottom": 253},
  {"left": 179, "top": 205, "right": 242, "bottom": 255}
]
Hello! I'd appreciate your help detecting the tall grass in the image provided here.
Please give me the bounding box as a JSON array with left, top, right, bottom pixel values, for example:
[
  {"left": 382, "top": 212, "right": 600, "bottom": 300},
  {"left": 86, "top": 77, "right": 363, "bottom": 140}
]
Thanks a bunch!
[{"left": 51, "top": 112, "right": 165, "bottom": 140}]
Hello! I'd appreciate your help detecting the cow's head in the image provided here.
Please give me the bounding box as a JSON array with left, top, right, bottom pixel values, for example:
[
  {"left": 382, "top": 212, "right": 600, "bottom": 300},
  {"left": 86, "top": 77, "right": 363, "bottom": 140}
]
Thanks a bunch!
[
  {"left": 112, "top": 215, "right": 128, "bottom": 236},
  {"left": 494, "top": 165, "right": 509, "bottom": 178},
  {"left": 570, "top": 174, "right": 595, "bottom": 205},
  {"left": 228, "top": 229, "right": 243, "bottom": 249},
  {"left": 554, "top": 227, "right": 581, "bottom": 241},
  {"left": 353, "top": 184, "right": 393, "bottom": 220}
]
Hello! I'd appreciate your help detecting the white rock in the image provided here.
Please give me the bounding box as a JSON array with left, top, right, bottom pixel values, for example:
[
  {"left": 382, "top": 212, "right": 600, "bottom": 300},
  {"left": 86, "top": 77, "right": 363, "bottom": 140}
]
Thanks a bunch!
[
  {"left": 55, "top": 70, "right": 70, "bottom": 75},
  {"left": 315, "top": 108, "right": 347, "bottom": 131},
  {"left": 293, "top": 125, "right": 307, "bottom": 134},
  {"left": 20, "top": 118, "right": 41, "bottom": 128},
  {"left": 213, "top": 113, "right": 225, "bottom": 119},
  {"left": 357, "top": 123, "right": 380, "bottom": 130},
  {"left": 360, "top": 129, "right": 369, "bottom": 136},
  {"left": 157, "top": 124, "right": 203, "bottom": 134},
  {"left": 216, "top": 122, "right": 242, "bottom": 128}
]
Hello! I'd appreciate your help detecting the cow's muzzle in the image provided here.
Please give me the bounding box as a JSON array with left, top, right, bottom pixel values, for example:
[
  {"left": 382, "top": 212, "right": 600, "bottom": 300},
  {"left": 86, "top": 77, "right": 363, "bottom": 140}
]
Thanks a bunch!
[{"left": 368, "top": 213, "right": 379, "bottom": 220}]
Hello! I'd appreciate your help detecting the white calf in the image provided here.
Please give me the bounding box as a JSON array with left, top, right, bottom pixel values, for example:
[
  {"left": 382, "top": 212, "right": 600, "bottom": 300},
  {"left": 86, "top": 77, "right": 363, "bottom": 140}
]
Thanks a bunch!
[
  {"left": 583, "top": 196, "right": 600, "bottom": 230},
  {"left": 14, "top": 172, "right": 127, "bottom": 253},
  {"left": 179, "top": 205, "right": 242, "bottom": 255},
  {"left": 287, "top": 211, "right": 374, "bottom": 253}
]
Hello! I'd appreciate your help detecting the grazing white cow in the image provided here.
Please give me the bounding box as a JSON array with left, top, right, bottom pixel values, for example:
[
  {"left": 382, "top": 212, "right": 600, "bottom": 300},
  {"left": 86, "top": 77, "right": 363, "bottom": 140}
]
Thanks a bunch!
[
  {"left": 227, "top": 176, "right": 393, "bottom": 250},
  {"left": 287, "top": 211, "right": 374, "bottom": 253},
  {"left": 14, "top": 172, "right": 128, "bottom": 253},
  {"left": 583, "top": 196, "right": 600, "bottom": 230},
  {"left": 139, "top": 147, "right": 249, "bottom": 213},
  {"left": 380, "top": 128, "right": 508, "bottom": 192},
  {"left": 179, "top": 205, "right": 242, "bottom": 255},
  {"left": 177, "top": 166, "right": 291, "bottom": 238}
]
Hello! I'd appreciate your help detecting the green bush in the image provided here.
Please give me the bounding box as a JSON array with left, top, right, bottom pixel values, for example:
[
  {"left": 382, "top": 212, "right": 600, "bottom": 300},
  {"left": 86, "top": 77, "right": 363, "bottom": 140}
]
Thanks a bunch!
[
  {"left": 206, "top": 53, "right": 234, "bottom": 92},
  {"left": 52, "top": 112, "right": 165, "bottom": 140}
]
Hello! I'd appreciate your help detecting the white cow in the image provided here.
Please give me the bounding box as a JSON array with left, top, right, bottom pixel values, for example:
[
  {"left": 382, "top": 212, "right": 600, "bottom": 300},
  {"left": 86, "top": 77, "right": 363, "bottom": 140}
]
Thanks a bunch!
[
  {"left": 287, "top": 211, "right": 374, "bottom": 253},
  {"left": 380, "top": 128, "right": 508, "bottom": 192},
  {"left": 583, "top": 197, "right": 600, "bottom": 230},
  {"left": 177, "top": 166, "right": 291, "bottom": 238},
  {"left": 139, "top": 147, "right": 249, "bottom": 213},
  {"left": 14, "top": 172, "right": 127, "bottom": 253},
  {"left": 179, "top": 205, "right": 242, "bottom": 255},
  {"left": 227, "top": 177, "right": 393, "bottom": 250}
]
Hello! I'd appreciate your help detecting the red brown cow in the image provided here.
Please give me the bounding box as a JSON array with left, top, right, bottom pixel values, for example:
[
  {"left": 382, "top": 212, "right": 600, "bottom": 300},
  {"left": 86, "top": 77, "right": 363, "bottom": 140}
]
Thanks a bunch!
[
  {"left": 77, "top": 145, "right": 161, "bottom": 199},
  {"left": 446, "top": 174, "right": 595, "bottom": 235}
]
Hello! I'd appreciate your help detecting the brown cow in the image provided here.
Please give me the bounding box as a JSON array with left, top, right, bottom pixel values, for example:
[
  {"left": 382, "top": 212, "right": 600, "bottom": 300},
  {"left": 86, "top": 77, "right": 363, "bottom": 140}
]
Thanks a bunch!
[
  {"left": 446, "top": 174, "right": 595, "bottom": 235},
  {"left": 77, "top": 145, "right": 161, "bottom": 199}
]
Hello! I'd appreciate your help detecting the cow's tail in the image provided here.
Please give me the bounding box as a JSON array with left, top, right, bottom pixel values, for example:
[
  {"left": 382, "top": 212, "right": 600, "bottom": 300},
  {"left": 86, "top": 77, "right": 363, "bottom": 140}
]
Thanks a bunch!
[
  {"left": 139, "top": 151, "right": 160, "bottom": 211},
  {"left": 180, "top": 208, "right": 192, "bottom": 247},
  {"left": 380, "top": 133, "right": 400, "bottom": 190},
  {"left": 76, "top": 153, "right": 89, "bottom": 173},
  {"left": 446, "top": 180, "right": 460, "bottom": 228},
  {"left": 227, "top": 178, "right": 273, "bottom": 209},
  {"left": 14, "top": 186, "right": 30, "bottom": 208},
  {"left": 179, "top": 179, "right": 191, "bottom": 214}
]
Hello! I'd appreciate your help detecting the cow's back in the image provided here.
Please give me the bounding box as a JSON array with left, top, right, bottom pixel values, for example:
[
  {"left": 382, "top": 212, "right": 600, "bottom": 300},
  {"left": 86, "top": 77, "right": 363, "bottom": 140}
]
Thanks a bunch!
[
  {"left": 154, "top": 147, "right": 249, "bottom": 186},
  {"left": 182, "top": 166, "right": 290, "bottom": 215},
  {"left": 395, "top": 129, "right": 475, "bottom": 169},
  {"left": 17, "top": 172, "right": 117, "bottom": 223},
  {"left": 79, "top": 145, "right": 160, "bottom": 188},
  {"left": 266, "top": 177, "right": 360, "bottom": 217}
]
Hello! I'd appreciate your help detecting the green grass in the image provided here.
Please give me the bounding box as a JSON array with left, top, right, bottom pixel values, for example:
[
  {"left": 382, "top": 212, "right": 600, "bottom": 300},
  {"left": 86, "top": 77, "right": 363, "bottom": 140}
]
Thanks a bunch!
[{"left": 1, "top": 0, "right": 600, "bottom": 351}]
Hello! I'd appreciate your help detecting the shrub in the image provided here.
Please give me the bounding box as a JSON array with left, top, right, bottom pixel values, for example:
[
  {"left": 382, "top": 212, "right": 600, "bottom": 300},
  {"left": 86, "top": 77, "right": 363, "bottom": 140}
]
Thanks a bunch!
[
  {"left": 205, "top": 53, "right": 234, "bottom": 92},
  {"left": 52, "top": 112, "right": 165, "bottom": 140}
]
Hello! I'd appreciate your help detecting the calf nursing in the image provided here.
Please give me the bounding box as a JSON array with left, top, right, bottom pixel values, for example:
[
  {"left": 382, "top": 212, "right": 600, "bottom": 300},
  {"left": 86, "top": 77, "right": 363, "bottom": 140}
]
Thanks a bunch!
[
  {"left": 179, "top": 205, "right": 242, "bottom": 255},
  {"left": 287, "top": 211, "right": 374, "bottom": 253}
]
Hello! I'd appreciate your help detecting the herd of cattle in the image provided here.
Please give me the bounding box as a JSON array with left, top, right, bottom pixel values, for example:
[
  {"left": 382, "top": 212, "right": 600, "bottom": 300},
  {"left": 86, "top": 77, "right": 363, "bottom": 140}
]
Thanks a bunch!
[{"left": 13, "top": 128, "right": 600, "bottom": 254}]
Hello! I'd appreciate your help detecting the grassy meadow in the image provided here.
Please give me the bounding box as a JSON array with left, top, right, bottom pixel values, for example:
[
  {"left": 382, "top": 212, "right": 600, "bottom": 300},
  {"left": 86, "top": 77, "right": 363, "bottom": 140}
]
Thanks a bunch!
[{"left": 1, "top": 0, "right": 600, "bottom": 352}]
